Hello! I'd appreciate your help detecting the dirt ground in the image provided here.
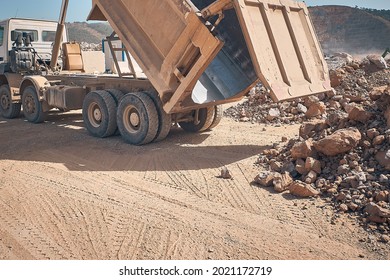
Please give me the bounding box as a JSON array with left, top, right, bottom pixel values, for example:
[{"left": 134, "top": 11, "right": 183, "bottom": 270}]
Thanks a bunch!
[{"left": 0, "top": 109, "right": 389, "bottom": 260}]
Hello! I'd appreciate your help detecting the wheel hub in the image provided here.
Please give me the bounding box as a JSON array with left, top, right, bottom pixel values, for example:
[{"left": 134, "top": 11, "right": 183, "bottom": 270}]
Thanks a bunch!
[
  {"left": 93, "top": 108, "right": 102, "bottom": 122},
  {"left": 88, "top": 102, "right": 103, "bottom": 128},
  {"left": 123, "top": 105, "right": 141, "bottom": 133},
  {"left": 129, "top": 112, "right": 140, "bottom": 127},
  {"left": 1, "top": 95, "right": 10, "bottom": 110},
  {"left": 24, "top": 95, "right": 36, "bottom": 114}
]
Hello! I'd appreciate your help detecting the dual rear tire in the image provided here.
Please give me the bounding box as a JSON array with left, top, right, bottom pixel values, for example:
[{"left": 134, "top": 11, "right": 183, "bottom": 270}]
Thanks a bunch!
[{"left": 83, "top": 90, "right": 172, "bottom": 145}]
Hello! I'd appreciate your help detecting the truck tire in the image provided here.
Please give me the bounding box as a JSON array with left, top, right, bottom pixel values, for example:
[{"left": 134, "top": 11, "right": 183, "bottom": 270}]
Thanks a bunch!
[
  {"left": 117, "top": 92, "right": 158, "bottom": 145},
  {"left": 146, "top": 91, "right": 172, "bottom": 142},
  {"left": 0, "top": 85, "right": 21, "bottom": 119},
  {"left": 22, "top": 86, "right": 47, "bottom": 123},
  {"left": 179, "top": 107, "right": 214, "bottom": 133},
  {"left": 208, "top": 105, "right": 223, "bottom": 130},
  {"left": 83, "top": 90, "right": 117, "bottom": 138},
  {"left": 106, "top": 89, "right": 124, "bottom": 105},
  {"left": 106, "top": 89, "right": 125, "bottom": 135}
]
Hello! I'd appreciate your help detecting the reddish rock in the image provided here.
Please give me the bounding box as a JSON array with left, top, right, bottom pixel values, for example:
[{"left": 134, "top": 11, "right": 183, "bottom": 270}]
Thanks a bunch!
[
  {"left": 289, "top": 181, "right": 319, "bottom": 198},
  {"left": 273, "top": 172, "right": 293, "bottom": 193},
  {"left": 290, "top": 140, "right": 314, "bottom": 159},
  {"left": 375, "top": 191, "right": 389, "bottom": 202},
  {"left": 329, "top": 70, "right": 342, "bottom": 87},
  {"left": 299, "top": 120, "right": 327, "bottom": 139},
  {"left": 295, "top": 158, "right": 308, "bottom": 175},
  {"left": 372, "top": 135, "right": 385, "bottom": 146},
  {"left": 369, "top": 86, "right": 388, "bottom": 101},
  {"left": 313, "top": 128, "right": 362, "bottom": 156},
  {"left": 306, "top": 102, "right": 326, "bottom": 118},
  {"left": 305, "top": 157, "right": 322, "bottom": 174},
  {"left": 348, "top": 105, "right": 373, "bottom": 123},
  {"left": 254, "top": 171, "right": 276, "bottom": 187},
  {"left": 365, "top": 202, "right": 390, "bottom": 218},
  {"left": 375, "top": 150, "right": 390, "bottom": 171}
]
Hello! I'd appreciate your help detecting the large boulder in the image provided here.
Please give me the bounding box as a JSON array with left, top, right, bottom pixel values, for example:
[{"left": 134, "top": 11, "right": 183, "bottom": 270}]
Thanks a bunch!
[{"left": 313, "top": 128, "right": 361, "bottom": 156}]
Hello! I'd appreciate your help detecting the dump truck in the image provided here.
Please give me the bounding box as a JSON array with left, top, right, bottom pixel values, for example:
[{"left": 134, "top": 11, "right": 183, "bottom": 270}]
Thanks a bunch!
[{"left": 0, "top": 0, "right": 332, "bottom": 145}]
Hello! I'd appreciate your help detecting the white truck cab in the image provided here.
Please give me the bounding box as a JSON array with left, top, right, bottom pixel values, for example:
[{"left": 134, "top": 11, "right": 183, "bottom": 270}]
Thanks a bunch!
[{"left": 0, "top": 18, "right": 68, "bottom": 65}]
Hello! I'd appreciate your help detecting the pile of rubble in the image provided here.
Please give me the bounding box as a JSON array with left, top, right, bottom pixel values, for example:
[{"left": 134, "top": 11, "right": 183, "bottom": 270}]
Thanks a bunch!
[
  {"left": 225, "top": 54, "right": 388, "bottom": 126},
  {"left": 80, "top": 42, "right": 102, "bottom": 51},
  {"left": 229, "top": 54, "right": 390, "bottom": 232}
]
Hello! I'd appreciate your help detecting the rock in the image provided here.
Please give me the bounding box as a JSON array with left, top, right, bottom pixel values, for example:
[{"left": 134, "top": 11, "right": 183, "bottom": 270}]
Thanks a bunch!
[
  {"left": 297, "top": 103, "right": 308, "bottom": 114},
  {"left": 289, "top": 181, "right": 319, "bottom": 197},
  {"left": 306, "top": 102, "right": 326, "bottom": 118},
  {"left": 336, "top": 193, "right": 347, "bottom": 202},
  {"left": 348, "top": 105, "right": 373, "bottom": 123},
  {"left": 372, "top": 135, "right": 385, "bottom": 146},
  {"left": 305, "top": 157, "right": 322, "bottom": 174},
  {"left": 295, "top": 158, "right": 307, "bottom": 175},
  {"left": 379, "top": 235, "right": 390, "bottom": 244},
  {"left": 273, "top": 172, "right": 293, "bottom": 193},
  {"left": 329, "top": 70, "right": 342, "bottom": 87},
  {"left": 339, "top": 204, "right": 348, "bottom": 212},
  {"left": 269, "top": 160, "right": 282, "bottom": 172},
  {"left": 375, "top": 191, "right": 389, "bottom": 202},
  {"left": 267, "top": 108, "right": 281, "bottom": 121},
  {"left": 379, "top": 174, "right": 389, "bottom": 184},
  {"left": 367, "top": 54, "right": 388, "bottom": 69},
  {"left": 254, "top": 171, "right": 276, "bottom": 187},
  {"left": 313, "top": 128, "right": 362, "bottom": 156},
  {"left": 348, "top": 202, "right": 359, "bottom": 211},
  {"left": 385, "top": 107, "right": 390, "bottom": 127},
  {"left": 375, "top": 150, "right": 390, "bottom": 171},
  {"left": 369, "top": 86, "right": 388, "bottom": 101},
  {"left": 366, "top": 128, "right": 379, "bottom": 140},
  {"left": 364, "top": 202, "right": 390, "bottom": 218},
  {"left": 304, "top": 170, "right": 318, "bottom": 184},
  {"left": 290, "top": 140, "right": 314, "bottom": 159},
  {"left": 220, "top": 167, "right": 233, "bottom": 179},
  {"left": 299, "top": 120, "right": 327, "bottom": 139}
]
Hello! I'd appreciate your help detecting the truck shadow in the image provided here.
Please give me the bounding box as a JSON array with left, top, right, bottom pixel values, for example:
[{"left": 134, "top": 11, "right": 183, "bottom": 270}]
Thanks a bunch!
[{"left": 0, "top": 111, "right": 269, "bottom": 172}]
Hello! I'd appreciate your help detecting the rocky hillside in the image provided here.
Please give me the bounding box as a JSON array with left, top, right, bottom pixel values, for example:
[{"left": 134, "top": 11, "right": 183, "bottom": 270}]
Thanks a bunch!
[
  {"left": 309, "top": 6, "right": 390, "bottom": 56},
  {"left": 66, "top": 22, "right": 112, "bottom": 44},
  {"left": 66, "top": 6, "right": 390, "bottom": 56}
]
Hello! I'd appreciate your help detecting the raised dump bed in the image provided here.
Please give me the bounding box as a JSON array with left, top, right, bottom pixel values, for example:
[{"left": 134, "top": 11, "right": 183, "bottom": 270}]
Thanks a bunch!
[{"left": 88, "top": 0, "right": 331, "bottom": 114}]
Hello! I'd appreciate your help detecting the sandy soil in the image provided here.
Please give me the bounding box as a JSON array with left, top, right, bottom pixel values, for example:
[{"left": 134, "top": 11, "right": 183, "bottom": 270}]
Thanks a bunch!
[{"left": 0, "top": 110, "right": 388, "bottom": 260}]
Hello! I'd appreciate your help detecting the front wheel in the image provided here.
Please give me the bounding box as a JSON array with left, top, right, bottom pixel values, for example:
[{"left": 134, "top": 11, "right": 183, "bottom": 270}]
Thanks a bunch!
[
  {"left": 0, "top": 85, "right": 21, "bottom": 119},
  {"left": 22, "top": 86, "right": 47, "bottom": 123}
]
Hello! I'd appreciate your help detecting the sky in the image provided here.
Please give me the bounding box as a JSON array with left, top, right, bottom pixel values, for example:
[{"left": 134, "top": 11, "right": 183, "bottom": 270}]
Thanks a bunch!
[{"left": 0, "top": 0, "right": 388, "bottom": 22}]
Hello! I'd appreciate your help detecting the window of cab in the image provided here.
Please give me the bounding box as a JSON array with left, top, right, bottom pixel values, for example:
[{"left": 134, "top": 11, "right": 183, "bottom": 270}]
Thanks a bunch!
[
  {"left": 14, "top": 29, "right": 38, "bottom": 42},
  {"left": 0, "top": 26, "right": 4, "bottom": 46},
  {"left": 42, "top": 31, "right": 56, "bottom": 42}
]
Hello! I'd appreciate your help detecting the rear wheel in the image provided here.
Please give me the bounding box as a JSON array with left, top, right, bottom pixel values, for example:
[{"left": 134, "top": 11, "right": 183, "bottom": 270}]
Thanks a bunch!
[
  {"left": 106, "top": 89, "right": 125, "bottom": 135},
  {"left": 22, "top": 86, "right": 47, "bottom": 123},
  {"left": 179, "top": 107, "right": 214, "bottom": 133},
  {"left": 0, "top": 85, "right": 21, "bottom": 119},
  {"left": 208, "top": 105, "right": 223, "bottom": 130},
  {"left": 147, "top": 91, "right": 172, "bottom": 142},
  {"left": 117, "top": 92, "right": 158, "bottom": 145},
  {"left": 82, "top": 90, "right": 117, "bottom": 138}
]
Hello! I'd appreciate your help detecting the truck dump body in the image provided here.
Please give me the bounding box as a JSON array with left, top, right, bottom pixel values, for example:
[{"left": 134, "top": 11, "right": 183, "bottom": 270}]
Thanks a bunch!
[{"left": 88, "top": 0, "right": 331, "bottom": 113}]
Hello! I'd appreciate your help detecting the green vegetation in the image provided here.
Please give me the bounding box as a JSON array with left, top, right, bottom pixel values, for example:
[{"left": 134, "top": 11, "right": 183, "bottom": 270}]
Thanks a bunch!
[{"left": 359, "top": 8, "right": 390, "bottom": 22}]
